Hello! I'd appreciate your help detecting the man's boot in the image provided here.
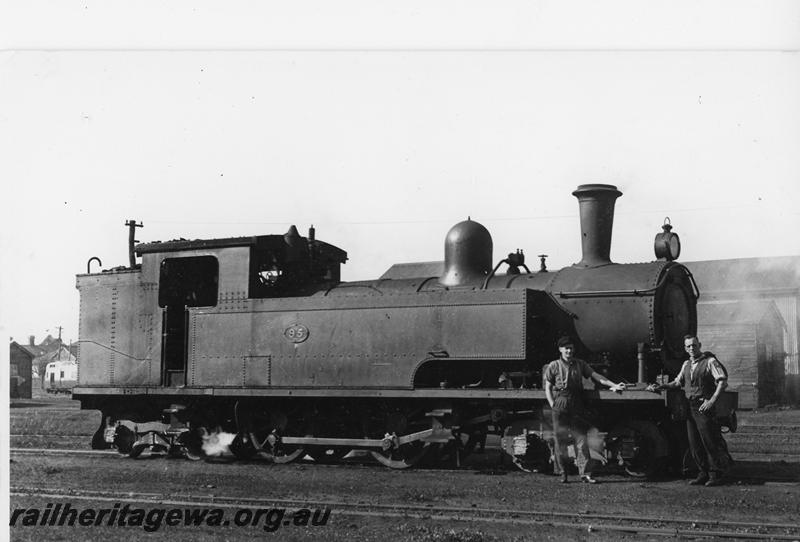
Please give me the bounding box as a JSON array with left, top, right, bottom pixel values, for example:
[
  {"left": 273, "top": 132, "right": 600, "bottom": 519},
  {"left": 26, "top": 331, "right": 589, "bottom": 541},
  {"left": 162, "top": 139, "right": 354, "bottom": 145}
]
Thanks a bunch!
[
  {"left": 689, "top": 471, "right": 709, "bottom": 485},
  {"left": 704, "top": 472, "right": 723, "bottom": 487}
]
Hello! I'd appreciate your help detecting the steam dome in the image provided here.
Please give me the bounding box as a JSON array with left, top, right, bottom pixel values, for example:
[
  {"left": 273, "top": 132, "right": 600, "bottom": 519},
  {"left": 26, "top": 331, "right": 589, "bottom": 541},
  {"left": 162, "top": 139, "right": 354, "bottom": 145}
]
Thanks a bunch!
[{"left": 439, "top": 219, "right": 493, "bottom": 287}]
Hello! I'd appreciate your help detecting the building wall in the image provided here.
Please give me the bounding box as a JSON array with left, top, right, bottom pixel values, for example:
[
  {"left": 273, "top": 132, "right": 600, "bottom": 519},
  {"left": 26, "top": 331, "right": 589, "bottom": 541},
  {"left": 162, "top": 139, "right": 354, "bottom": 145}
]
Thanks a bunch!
[
  {"left": 699, "top": 314, "right": 785, "bottom": 409},
  {"left": 9, "top": 343, "right": 33, "bottom": 399},
  {"left": 702, "top": 292, "right": 799, "bottom": 405},
  {"left": 771, "top": 295, "right": 800, "bottom": 403},
  {"left": 757, "top": 315, "right": 786, "bottom": 406},
  {"left": 698, "top": 323, "right": 758, "bottom": 408}
]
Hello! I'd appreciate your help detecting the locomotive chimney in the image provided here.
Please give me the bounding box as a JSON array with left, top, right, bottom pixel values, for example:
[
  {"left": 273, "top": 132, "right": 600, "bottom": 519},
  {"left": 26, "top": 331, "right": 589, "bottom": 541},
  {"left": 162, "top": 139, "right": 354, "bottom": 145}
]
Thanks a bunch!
[{"left": 572, "top": 184, "right": 622, "bottom": 268}]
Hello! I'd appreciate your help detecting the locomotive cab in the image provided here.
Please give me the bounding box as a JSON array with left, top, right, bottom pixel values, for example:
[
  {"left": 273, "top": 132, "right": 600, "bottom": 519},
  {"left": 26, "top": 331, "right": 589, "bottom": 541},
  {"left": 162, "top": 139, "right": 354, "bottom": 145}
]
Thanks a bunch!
[
  {"left": 76, "top": 226, "right": 347, "bottom": 389},
  {"left": 140, "top": 227, "right": 347, "bottom": 387}
]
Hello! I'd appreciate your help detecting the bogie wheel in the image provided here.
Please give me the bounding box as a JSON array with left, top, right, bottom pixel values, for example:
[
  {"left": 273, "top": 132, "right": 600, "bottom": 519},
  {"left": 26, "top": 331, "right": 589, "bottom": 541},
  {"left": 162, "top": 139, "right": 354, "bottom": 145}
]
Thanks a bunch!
[
  {"left": 91, "top": 416, "right": 112, "bottom": 450},
  {"left": 366, "top": 410, "right": 434, "bottom": 470},
  {"left": 113, "top": 425, "right": 135, "bottom": 455},
  {"left": 502, "top": 420, "right": 553, "bottom": 474},
  {"left": 370, "top": 442, "right": 433, "bottom": 469},
  {"left": 247, "top": 409, "right": 308, "bottom": 464},
  {"left": 229, "top": 433, "right": 258, "bottom": 460},
  {"left": 178, "top": 427, "right": 207, "bottom": 461},
  {"left": 610, "top": 420, "right": 668, "bottom": 479},
  {"left": 268, "top": 441, "right": 309, "bottom": 464},
  {"left": 433, "top": 431, "right": 484, "bottom": 467},
  {"left": 128, "top": 442, "right": 148, "bottom": 459},
  {"left": 168, "top": 445, "right": 186, "bottom": 459}
]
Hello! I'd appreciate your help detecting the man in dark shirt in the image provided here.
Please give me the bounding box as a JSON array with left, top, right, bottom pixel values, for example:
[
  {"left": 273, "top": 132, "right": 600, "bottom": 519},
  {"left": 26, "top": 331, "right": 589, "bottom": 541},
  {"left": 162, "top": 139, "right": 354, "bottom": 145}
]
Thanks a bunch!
[
  {"left": 651, "top": 334, "right": 729, "bottom": 486},
  {"left": 544, "top": 336, "right": 626, "bottom": 483}
]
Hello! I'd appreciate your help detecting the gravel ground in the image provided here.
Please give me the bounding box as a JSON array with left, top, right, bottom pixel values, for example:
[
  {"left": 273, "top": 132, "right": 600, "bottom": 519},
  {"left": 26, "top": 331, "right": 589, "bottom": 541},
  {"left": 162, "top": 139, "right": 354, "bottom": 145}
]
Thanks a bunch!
[
  {"left": 9, "top": 450, "right": 800, "bottom": 541},
  {"left": 9, "top": 493, "right": 627, "bottom": 542},
  {"left": 9, "top": 395, "right": 800, "bottom": 540}
]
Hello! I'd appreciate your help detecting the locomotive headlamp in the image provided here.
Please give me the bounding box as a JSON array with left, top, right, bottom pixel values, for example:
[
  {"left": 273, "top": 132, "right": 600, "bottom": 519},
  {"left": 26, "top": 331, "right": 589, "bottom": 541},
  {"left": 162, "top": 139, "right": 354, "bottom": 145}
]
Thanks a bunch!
[{"left": 654, "top": 217, "right": 681, "bottom": 261}]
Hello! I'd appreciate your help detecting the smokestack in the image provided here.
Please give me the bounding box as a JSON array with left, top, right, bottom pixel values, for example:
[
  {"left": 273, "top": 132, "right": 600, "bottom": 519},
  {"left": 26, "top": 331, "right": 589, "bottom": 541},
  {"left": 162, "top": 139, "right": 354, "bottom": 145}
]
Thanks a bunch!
[
  {"left": 29, "top": 335, "right": 35, "bottom": 346},
  {"left": 572, "top": 184, "right": 622, "bottom": 268}
]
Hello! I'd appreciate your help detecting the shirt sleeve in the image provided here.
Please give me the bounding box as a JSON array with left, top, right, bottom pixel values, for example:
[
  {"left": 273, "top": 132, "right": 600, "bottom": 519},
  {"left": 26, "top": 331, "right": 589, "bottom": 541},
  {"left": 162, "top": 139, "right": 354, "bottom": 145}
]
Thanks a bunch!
[
  {"left": 707, "top": 357, "right": 728, "bottom": 381},
  {"left": 543, "top": 362, "right": 556, "bottom": 385},
  {"left": 674, "top": 360, "right": 688, "bottom": 385},
  {"left": 580, "top": 359, "right": 595, "bottom": 379}
]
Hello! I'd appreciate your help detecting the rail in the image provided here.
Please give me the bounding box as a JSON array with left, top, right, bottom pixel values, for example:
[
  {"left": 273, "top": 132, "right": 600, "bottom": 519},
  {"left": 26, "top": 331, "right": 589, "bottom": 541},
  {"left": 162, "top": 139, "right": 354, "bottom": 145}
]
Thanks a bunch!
[{"left": 10, "top": 486, "right": 800, "bottom": 540}]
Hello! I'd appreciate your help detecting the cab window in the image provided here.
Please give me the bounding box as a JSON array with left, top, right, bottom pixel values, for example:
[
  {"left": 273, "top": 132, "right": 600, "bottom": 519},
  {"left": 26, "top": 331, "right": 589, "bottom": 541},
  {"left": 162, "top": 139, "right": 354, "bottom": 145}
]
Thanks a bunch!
[{"left": 158, "top": 256, "right": 218, "bottom": 308}]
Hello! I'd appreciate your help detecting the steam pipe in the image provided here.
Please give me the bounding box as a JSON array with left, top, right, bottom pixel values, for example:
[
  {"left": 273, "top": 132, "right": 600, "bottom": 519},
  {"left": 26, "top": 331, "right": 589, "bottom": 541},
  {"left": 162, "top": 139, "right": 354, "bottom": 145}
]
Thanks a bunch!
[
  {"left": 482, "top": 258, "right": 532, "bottom": 289},
  {"left": 555, "top": 273, "right": 670, "bottom": 298}
]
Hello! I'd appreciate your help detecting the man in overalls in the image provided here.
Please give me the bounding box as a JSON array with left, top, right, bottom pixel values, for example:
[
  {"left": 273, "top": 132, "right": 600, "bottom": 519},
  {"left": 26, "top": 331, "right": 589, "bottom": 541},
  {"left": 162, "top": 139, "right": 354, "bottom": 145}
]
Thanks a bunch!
[
  {"left": 653, "top": 334, "right": 730, "bottom": 486},
  {"left": 544, "top": 336, "right": 626, "bottom": 483}
]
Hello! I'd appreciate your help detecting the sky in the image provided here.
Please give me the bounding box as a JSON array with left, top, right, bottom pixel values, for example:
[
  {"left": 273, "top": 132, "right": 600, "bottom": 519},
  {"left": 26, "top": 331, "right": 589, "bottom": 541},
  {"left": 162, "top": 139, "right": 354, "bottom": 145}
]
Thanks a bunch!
[{"left": 1, "top": 0, "right": 799, "bottom": 347}]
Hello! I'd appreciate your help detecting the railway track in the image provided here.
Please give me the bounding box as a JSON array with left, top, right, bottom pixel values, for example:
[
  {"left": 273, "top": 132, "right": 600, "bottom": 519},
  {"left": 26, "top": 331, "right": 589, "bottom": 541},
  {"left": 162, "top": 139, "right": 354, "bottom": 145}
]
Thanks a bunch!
[
  {"left": 10, "top": 485, "right": 800, "bottom": 540},
  {"left": 10, "top": 448, "right": 119, "bottom": 456},
  {"left": 10, "top": 434, "right": 92, "bottom": 438},
  {"left": 11, "top": 432, "right": 800, "bottom": 463},
  {"left": 10, "top": 447, "right": 799, "bottom": 487}
]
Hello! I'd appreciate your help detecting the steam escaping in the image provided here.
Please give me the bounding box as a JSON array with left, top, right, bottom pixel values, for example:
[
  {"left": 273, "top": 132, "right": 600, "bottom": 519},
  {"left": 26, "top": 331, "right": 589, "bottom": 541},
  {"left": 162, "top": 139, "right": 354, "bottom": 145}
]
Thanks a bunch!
[
  {"left": 202, "top": 430, "right": 236, "bottom": 457},
  {"left": 587, "top": 428, "right": 607, "bottom": 464}
]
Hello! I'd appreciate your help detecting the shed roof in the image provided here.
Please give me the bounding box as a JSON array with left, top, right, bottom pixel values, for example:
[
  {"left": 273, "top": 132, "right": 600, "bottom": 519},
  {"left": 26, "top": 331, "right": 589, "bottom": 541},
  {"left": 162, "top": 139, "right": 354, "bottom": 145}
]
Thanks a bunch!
[
  {"left": 10, "top": 342, "right": 45, "bottom": 358},
  {"left": 380, "top": 261, "right": 443, "bottom": 280},
  {"left": 683, "top": 256, "right": 800, "bottom": 294},
  {"left": 698, "top": 300, "right": 786, "bottom": 328}
]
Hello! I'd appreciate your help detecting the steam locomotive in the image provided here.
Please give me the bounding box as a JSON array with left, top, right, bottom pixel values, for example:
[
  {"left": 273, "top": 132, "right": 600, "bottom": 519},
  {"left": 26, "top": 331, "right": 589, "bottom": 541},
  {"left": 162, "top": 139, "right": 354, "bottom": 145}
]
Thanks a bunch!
[{"left": 73, "top": 184, "right": 735, "bottom": 474}]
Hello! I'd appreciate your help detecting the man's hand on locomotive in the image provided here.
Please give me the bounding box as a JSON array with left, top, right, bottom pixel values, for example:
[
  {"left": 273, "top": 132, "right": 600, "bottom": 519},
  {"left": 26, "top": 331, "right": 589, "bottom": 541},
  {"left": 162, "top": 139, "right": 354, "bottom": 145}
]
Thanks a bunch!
[{"left": 591, "top": 375, "right": 625, "bottom": 393}]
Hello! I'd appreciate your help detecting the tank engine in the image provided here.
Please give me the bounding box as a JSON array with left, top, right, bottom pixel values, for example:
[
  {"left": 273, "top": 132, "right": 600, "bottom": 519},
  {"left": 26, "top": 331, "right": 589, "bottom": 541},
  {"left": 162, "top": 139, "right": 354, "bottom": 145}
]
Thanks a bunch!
[{"left": 73, "top": 184, "right": 733, "bottom": 473}]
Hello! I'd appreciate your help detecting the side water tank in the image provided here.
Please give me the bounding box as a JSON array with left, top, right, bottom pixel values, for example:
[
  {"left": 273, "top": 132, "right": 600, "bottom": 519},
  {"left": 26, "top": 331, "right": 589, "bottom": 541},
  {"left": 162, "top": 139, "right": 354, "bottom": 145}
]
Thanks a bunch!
[{"left": 439, "top": 219, "right": 492, "bottom": 287}]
